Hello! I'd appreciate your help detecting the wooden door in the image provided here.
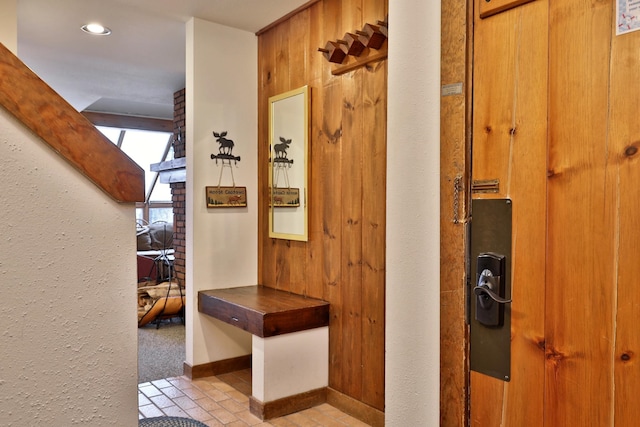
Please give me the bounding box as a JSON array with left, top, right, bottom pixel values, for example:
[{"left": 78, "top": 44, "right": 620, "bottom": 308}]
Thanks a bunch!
[{"left": 470, "top": 0, "right": 640, "bottom": 425}]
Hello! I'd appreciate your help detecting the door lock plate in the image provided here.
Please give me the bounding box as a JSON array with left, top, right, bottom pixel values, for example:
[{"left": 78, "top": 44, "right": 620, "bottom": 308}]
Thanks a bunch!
[{"left": 470, "top": 198, "right": 512, "bottom": 382}]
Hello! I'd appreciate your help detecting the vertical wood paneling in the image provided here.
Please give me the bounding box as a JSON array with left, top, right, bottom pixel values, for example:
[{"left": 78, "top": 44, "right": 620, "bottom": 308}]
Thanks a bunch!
[
  {"left": 361, "top": 59, "right": 386, "bottom": 409},
  {"left": 469, "top": 372, "right": 504, "bottom": 426},
  {"left": 360, "top": 1, "right": 387, "bottom": 411},
  {"left": 322, "top": 76, "right": 345, "bottom": 390},
  {"left": 471, "top": 0, "right": 547, "bottom": 425},
  {"left": 319, "top": 0, "right": 345, "bottom": 396},
  {"left": 340, "top": 72, "right": 364, "bottom": 399},
  {"left": 499, "top": 3, "right": 547, "bottom": 426},
  {"left": 288, "top": 10, "right": 310, "bottom": 89},
  {"left": 308, "top": 3, "right": 325, "bottom": 87},
  {"left": 339, "top": 0, "right": 364, "bottom": 401},
  {"left": 306, "top": 0, "right": 326, "bottom": 299},
  {"left": 362, "top": 0, "right": 386, "bottom": 25},
  {"left": 468, "top": 0, "right": 640, "bottom": 425},
  {"left": 258, "top": 0, "right": 387, "bottom": 411},
  {"left": 286, "top": 9, "right": 310, "bottom": 297},
  {"left": 258, "top": 31, "right": 277, "bottom": 287},
  {"left": 610, "top": 27, "right": 640, "bottom": 427},
  {"left": 471, "top": 4, "right": 516, "bottom": 423},
  {"left": 547, "top": 1, "right": 614, "bottom": 425},
  {"left": 272, "top": 21, "right": 293, "bottom": 292},
  {"left": 273, "top": 21, "right": 291, "bottom": 89}
]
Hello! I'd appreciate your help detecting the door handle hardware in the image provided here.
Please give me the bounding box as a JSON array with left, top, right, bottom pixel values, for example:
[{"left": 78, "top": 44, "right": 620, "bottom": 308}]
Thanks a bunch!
[
  {"left": 469, "top": 199, "right": 512, "bottom": 381},
  {"left": 474, "top": 285, "right": 512, "bottom": 304},
  {"left": 474, "top": 253, "right": 509, "bottom": 327},
  {"left": 474, "top": 270, "right": 512, "bottom": 305},
  {"left": 471, "top": 178, "right": 500, "bottom": 193}
]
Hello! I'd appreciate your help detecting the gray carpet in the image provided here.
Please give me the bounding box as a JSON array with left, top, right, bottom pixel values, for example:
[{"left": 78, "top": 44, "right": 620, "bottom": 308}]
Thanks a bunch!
[{"left": 138, "top": 319, "right": 185, "bottom": 383}]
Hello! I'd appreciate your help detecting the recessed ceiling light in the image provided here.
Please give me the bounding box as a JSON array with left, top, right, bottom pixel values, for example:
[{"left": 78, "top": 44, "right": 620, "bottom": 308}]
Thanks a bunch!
[{"left": 81, "top": 23, "right": 111, "bottom": 36}]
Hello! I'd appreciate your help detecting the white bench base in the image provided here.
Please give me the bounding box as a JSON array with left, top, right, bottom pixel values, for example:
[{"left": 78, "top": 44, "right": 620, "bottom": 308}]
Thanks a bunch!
[{"left": 252, "top": 327, "right": 329, "bottom": 403}]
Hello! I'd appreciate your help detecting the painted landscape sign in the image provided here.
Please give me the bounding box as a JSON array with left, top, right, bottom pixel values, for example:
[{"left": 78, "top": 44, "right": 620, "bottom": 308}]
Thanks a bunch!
[
  {"left": 271, "top": 187, "right": 300, "bottom": 207},
  {"left": 206, "top": 186, "right": 247, "bottom": 208}
]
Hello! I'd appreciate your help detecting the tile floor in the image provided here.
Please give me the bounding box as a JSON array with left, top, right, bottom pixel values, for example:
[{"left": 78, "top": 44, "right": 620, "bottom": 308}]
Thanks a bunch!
[{"left": 138, "top": 369, "right": 372, "bottom": 426}]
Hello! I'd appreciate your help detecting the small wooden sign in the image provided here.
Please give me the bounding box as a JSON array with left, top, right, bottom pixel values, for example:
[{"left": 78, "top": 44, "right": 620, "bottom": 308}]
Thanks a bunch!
[
  {"left": 479, "top": 0, "right": 536, "bottom": 19},
  {"left": 271, "top": 187, "right": 300, "bottom": 207},
  {"left": 206, "top": 186, "right": 247, "bottom": 208}
]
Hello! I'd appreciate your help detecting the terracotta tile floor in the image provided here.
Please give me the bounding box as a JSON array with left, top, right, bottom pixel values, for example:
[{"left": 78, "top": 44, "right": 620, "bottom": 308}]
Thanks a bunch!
[{"left": 138, "top": 369, "right": 372, "bottom": 426}]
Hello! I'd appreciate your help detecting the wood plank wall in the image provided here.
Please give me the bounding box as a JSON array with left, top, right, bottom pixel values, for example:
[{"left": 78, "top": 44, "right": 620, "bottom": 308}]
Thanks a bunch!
[
  {"left": 257, "top": 0, "right": 388, "bottom": 413},
  {"left": 467, "top": 0, "right": 640, "bottom": 425},
  {"left": 547, "top": 1, "right": 640, "bottom": 425},
  {"left": 470, "top": 1, "right": 548, "bottom": 425}
]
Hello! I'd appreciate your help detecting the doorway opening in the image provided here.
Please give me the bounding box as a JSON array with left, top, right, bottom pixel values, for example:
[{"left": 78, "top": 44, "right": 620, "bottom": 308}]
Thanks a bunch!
[{"left": 97, "top": 123, "right": 185, "bottom": 383}]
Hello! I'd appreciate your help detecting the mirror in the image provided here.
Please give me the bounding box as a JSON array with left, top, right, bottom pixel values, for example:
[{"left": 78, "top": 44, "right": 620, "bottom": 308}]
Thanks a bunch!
[{"left": 268, "top": 85, "right": 309, "bottom": 241}]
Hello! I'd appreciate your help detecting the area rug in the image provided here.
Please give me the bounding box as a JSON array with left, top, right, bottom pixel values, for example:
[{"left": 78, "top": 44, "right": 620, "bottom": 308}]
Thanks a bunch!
[
  {"left": 138, "top": 319, "right": 185, "bottom": 383},
  {"left": 139, "top": 416, "right": 207, "bottom": 426}
]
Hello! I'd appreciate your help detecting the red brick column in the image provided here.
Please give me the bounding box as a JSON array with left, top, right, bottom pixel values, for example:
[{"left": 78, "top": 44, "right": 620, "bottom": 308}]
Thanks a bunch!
[{"left": 171, "top": 89, "right": 186, "bottom": 285}]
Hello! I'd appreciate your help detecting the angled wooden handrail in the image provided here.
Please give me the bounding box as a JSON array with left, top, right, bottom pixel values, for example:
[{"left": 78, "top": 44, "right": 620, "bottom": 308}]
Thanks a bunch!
[{"left": 0, "top": 43, "right": 144, "bottom": 203}]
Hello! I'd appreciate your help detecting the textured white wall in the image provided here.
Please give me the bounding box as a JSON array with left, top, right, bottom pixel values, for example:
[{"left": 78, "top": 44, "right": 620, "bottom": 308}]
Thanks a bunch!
[
  {"left": 0, "top": 108, "right": 138, "bottom": 425},
  {"left": 252, "top": 328, "right": 328, "bottom": 402},
  {"left": 385, "top": 0, "right": 441, "bottom": 425},
  {"left": 185, "top": 18, "right": 257, "bottom": 366}
]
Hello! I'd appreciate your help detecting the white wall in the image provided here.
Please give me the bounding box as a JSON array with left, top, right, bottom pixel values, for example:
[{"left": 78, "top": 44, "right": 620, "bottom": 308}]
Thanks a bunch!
[
  {"left": 0, "top": 0, "right": 17, "bottom": 54},
  {"left": 0, "top": 109, "right": 138, "bottom": 425},
  {"left": 185, "top": 18, "right": 257, "bottom": 366},
  {"left": 385, "top": 1, "right": 441, "bottom": 425}
]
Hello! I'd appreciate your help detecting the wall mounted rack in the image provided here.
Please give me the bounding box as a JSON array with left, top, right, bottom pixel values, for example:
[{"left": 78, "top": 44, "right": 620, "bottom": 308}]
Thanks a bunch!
[{"left": 318, "top": 18, "right": 388, "bottom": 76}]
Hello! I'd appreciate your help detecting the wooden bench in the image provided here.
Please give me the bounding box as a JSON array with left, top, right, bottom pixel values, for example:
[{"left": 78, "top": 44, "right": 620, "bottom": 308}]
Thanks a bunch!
[{"left": 198, "top": 285, "right": 330, "bottom": 419}]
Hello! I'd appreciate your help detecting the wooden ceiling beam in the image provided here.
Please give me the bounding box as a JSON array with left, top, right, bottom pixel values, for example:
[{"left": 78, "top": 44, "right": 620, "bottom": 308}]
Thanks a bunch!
[
  {"left": 0, "top": 43, "right": 145, "bottom": 203},
  {"left": 82, "top": 111, "right": 173, "bottom": 133}
]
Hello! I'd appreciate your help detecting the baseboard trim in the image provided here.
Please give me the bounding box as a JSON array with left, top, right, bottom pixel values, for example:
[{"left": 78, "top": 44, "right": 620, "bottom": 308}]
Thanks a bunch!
[
  {"left": 184, "top": 359, "right": 384, "bottom": 426},
  {"left": 183, "top": 355, "right": 251, "bottom": 379},
  {"left": 249, "top": 387, "right": 327, "bottom": 420},
  {"left": 327, "top": 388, "right": 385, "bottom": 427}
]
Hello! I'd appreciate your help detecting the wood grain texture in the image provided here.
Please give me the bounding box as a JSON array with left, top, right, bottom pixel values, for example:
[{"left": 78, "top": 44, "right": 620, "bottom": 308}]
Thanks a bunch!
[
  {"left": 339, "top": 0, "right": 364, "bottom": 402},
  {"left": 249, "top": 387, "right": 327, "bottom": 420},
  {"left": 547, "top": 1, "right": 615, "bottom": 425},
  {"left": 360, "top": 59, "right": 386, "bottom": 410},
  {"left": 609, "top": 24, "right": 640, "bottom": 427},
  {"left": 440, "top": 0, "right": 471, "bottom": 424},
  {"left": 472, "top": 0, "right": 640, "bottom": 425},
  {"left": 185, "top": 355, "right": 251, "bottom": 379},
  {"left": 305, "top": 2, "right": 326, "bottom": 298},
  {"left": 82, "top": 111, "right": 173, "bottom": 133},
  {"left": 257, "top": 0, "right": 387, "bottom": 411},
  {"left": 326, "top": 387, "right": 385, "bottom": 427},
  {"left": 478, "top": 0, "right": 536, "bottom": 18},
  {"left": 258, "top": 30, "right": 278, "bottom": 289},
  {"left": 471, "top": 0, "right": 547, "bottom": 425},
  {"left": 340, "top": 56, "right": 364, "bottom": 402},
  {"left": 0, "top": 43, "right": 144, "bottom": 203},
  {"left": 255, "top": 0, "right": 322, "bottom": 36},
  {"left": 198, "top": 286, "right": 329, "bottom": 338}
]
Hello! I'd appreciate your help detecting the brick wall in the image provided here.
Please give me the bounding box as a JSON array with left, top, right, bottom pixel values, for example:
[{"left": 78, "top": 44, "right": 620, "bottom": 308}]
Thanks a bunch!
[{"left": 171, "top": 88, "right": 186, "bottom": 284}]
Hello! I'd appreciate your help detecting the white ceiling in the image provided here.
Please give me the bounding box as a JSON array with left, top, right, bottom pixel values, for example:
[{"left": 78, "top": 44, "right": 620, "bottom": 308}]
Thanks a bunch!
[{"left": 17, "top": 0, "right": 307, "bottom": 119}]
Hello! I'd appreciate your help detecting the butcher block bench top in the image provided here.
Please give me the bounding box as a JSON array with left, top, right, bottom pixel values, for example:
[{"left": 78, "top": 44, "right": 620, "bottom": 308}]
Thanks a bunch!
[{"left": 198, "top": 286, "right": 330, "bottom": 338}]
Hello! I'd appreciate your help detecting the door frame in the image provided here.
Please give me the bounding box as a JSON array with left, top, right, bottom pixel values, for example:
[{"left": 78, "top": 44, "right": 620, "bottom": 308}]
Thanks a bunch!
[{"left": 440, "top": 0, "right": 473, "bottom": 425}]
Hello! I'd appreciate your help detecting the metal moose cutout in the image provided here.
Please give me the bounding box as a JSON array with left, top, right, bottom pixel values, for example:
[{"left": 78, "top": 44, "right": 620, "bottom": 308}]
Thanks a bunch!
[
  {"left": 212, "top": 131, "right": 237, "bottom": 158},
  {"left": 208, "top": 130, "right": 246, "bottom": 207},
  {"left": 274, "top": 136, "right": 292, "bottom": 160},
  {"left": 272, "top": 135, "right": 295, "bottom": 185}
]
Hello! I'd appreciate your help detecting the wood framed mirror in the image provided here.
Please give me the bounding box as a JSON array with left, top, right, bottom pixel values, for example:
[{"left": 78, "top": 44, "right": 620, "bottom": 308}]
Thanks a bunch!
[{"left": 268, "top": 85, "right": 309, "bottom": 241}]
